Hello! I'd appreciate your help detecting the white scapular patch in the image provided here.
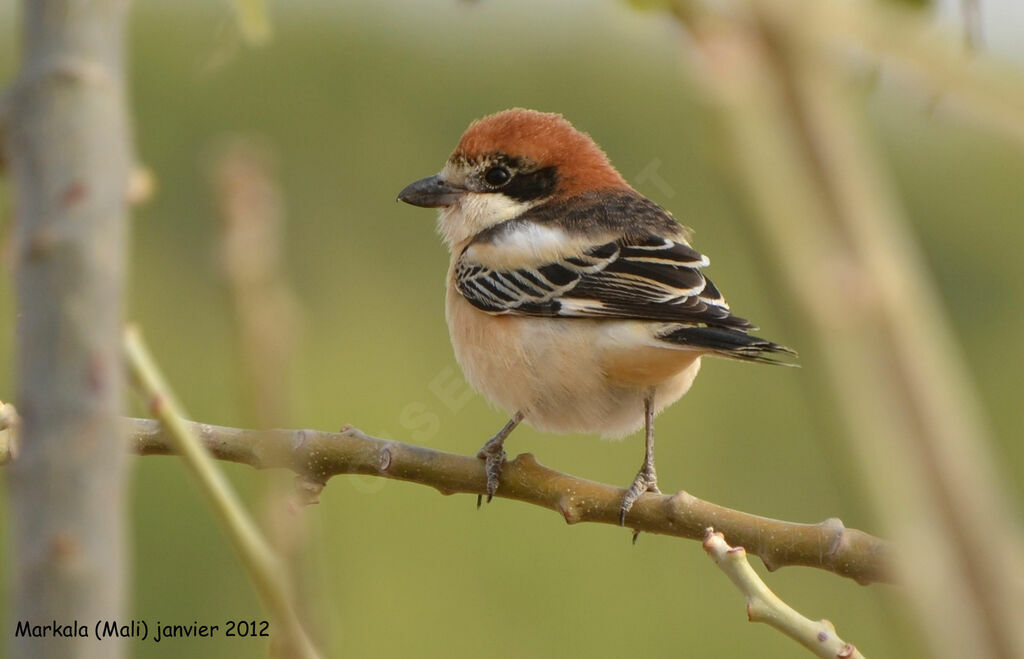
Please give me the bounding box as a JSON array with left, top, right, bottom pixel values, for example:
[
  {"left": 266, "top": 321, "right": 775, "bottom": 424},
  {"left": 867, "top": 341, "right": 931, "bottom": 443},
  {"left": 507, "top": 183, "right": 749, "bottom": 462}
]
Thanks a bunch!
[
  {"left": 494, "top": 223, "right": 572, "bottom": 259},
  {"left": 464, "top": 222, "right": 586, "bottom": 270}
]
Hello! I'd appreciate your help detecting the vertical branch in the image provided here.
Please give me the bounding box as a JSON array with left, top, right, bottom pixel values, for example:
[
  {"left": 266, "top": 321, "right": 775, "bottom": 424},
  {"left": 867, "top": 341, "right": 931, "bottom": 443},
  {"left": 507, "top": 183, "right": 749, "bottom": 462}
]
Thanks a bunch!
[
  {"left": 124, "top": 328, "right": 323, "bottom": 659},
  {"left": 670, "top": 1, "right": 1024, "bottom": 656},
  {"left": 3, "top": 1, "right": 131, "bottom": 657},
  {"left": 776, "top": 23, "right": 1023, "bottom": 659},
  {"left": 213, "top": 139, "right": 299, "bottom": 428},
  {"left": 212, "top": 138, "right": 330, "bottom": 649},
  {"left": 960, "top": 0, "right": 983, "bottom": 52}
]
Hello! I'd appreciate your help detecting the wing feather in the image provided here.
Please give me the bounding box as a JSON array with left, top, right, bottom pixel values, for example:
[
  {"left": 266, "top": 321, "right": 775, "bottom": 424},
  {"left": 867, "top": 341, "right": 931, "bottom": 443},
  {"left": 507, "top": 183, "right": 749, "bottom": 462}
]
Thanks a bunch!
[
  {"left": 456, "top": 234, "right": 750, "bottom": 328},
  {"left": 455, "top": 190, "right": 754, "bottom": 328}
]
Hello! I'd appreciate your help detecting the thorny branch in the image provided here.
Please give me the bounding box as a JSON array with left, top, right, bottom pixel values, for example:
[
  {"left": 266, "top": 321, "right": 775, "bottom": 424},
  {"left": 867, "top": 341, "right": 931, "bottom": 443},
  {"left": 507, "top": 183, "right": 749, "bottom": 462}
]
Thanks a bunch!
[{"left": 0, "top": 404, "right": 890, "bottom": 585}]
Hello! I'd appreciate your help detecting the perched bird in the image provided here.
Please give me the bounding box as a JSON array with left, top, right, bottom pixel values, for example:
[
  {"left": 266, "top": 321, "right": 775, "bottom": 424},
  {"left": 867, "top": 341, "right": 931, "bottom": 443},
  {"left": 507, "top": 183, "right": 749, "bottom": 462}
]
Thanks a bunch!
[{"left": 398, "top": 109, "right": 794, "bottom": 524}]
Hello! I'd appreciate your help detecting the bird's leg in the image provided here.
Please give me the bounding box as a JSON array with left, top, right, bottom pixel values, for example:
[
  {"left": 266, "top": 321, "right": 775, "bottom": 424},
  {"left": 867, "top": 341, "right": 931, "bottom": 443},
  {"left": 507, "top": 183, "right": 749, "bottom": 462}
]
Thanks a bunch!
[
  {"left": 476, "top": 411, "right": 524, "bottom": 507},
  {"left": 620, "top": 392, "right": 660, "bottom": 525}
]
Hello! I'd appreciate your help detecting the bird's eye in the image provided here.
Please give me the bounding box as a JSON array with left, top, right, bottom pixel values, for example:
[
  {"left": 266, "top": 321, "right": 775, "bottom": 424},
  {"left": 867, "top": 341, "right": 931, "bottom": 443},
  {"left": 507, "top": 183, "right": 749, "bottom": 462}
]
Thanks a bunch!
[{"left": 484, "top": 165, "right": 512, "bottom": 187}]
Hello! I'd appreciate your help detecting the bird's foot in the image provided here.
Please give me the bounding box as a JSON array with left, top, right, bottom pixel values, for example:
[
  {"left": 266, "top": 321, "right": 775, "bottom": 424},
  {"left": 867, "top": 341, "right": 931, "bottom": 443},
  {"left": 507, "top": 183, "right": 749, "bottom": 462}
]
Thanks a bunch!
[
  {"left": 619, "top": 463, "right": 660, "bottom": 526},
  {"left": 475, "top": 438, "right": 507, "bottom": 507}
]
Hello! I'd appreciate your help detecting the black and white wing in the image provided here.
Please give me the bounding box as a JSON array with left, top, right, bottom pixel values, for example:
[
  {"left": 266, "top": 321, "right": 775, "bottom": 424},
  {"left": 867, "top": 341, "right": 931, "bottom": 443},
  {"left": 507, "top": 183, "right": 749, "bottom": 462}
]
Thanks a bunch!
[{"left": 455, "top": 233, "right": 751, "bottom": 329}]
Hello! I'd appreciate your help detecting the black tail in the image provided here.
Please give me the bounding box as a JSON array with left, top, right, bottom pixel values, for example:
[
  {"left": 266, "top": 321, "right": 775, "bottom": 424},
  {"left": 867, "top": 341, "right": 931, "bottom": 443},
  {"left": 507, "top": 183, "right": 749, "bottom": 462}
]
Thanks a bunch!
[{"left": 658, "top": 326, "right": 797, "bottom": 365}]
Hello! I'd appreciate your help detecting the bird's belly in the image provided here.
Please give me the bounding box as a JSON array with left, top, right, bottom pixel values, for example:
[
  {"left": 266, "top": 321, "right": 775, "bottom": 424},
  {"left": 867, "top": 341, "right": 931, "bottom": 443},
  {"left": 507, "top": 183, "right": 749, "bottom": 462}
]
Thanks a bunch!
[{"left": 445, "top": 292, "right": 702, "bottom": 438}]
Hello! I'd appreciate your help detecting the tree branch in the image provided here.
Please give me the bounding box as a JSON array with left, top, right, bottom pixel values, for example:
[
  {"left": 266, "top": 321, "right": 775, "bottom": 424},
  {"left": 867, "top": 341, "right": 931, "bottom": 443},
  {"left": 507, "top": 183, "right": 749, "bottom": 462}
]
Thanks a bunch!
[
  {"left": 663, "top": 2, "right": 1024, "bottom": 656},
  {"left": 0, "top": 401, "right": 890, "bottom": 584},
  {"left": 3, "top": 2, "right": 131, "bottom": 656},
  {"left": 0, "top": 395, "right": 889, "bottom": 585},
  {"left": 702, "top": 529, "right": 866, "bottom": 658},
  {"left": 124, "top": 328, "right": 322, "bottom": 659},
  {"left": 107, "top": 415, "right": 888, "bottom": 585}
]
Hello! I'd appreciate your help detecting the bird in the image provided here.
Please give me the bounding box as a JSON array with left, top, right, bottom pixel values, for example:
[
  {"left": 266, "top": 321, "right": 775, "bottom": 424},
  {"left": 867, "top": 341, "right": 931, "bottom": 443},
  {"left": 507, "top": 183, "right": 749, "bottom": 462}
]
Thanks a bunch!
[{"left": 398, "top": 108, "right": 794, "bottom": 525}]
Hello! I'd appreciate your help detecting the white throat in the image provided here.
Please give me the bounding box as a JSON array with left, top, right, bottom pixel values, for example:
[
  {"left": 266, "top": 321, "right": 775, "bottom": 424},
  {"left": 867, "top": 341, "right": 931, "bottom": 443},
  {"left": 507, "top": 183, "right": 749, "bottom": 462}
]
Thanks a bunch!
[{"left": 437, "top": 193, "right": 534, "bottom": 250}]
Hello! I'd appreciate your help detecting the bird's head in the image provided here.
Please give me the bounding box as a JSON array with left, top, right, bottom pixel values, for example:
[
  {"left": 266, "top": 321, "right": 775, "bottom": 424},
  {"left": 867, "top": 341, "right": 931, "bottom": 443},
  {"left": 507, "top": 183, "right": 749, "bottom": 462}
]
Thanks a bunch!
[{"left": 399, "top": 108, "right": 629, "bottom": 248}]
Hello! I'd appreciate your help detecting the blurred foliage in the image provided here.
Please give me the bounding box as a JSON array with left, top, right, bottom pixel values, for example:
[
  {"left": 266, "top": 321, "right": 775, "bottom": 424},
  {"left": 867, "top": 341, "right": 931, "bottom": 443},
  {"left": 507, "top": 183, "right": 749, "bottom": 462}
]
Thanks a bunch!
[
  {"left": 624, "top": 0, "right": 671, "bottom": 12},
  {"left": 624, "top": 0, "right": 933, "bottom": 14},
  {"left": 886, "top": 0, "right": 932, "bottom": 8},
  {"left": 230, "top": 0, "right": 272, "bottom": 45},
  {"left": 0, "top": 0, "right": 1021, "bottom": 657}
]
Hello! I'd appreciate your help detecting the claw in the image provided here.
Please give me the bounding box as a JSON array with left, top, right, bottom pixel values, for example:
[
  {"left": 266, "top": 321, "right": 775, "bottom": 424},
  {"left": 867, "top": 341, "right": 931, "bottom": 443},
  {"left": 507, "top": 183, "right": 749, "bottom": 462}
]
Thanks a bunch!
[
  {"left": 619, "top": 463, "right": 660, "bottom": 525},
  {"left": 474, "top": 412, "right": 523, "bottom": 506},
  {"left": 477, "top": 442, "right": 506, "bottom": 503}
]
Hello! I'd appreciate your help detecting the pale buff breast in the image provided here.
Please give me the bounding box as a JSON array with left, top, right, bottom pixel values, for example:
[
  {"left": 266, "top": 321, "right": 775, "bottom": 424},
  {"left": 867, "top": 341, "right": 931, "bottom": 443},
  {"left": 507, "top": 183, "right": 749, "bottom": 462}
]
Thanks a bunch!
[{"left": 445, "top": 277, "right": 703, "bottom": 438}]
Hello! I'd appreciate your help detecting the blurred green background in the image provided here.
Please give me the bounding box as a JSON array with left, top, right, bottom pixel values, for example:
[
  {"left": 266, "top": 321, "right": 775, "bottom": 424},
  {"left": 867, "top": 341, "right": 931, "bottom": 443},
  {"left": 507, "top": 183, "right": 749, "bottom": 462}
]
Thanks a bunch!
[{"left": 0, "top": 1, "right": 1022, "bottom": 657}]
